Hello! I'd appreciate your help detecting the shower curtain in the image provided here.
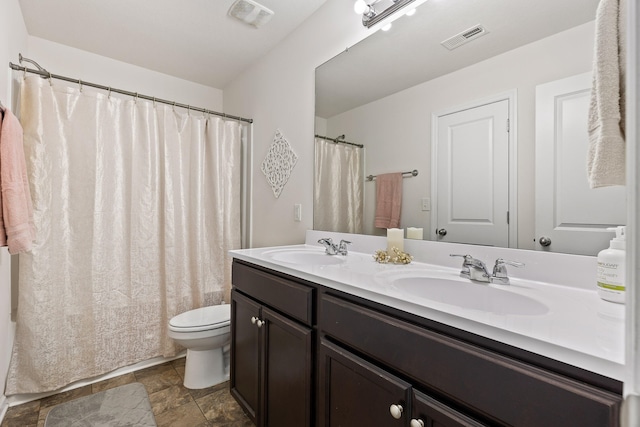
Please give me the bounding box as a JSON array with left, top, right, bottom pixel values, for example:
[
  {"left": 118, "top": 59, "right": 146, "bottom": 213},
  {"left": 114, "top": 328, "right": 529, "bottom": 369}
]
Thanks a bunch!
[
  {"left": 313, "top": 137, "right": 363, "bottom": 234},
  {"left": 6, "top": 75, "right": 242, "bottom": 394}
]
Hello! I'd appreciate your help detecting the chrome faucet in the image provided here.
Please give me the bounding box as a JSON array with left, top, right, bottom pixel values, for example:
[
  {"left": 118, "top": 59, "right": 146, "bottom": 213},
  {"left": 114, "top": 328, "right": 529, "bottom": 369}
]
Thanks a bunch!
[
  {"left": 451, "top": 254, "right": 524, "bottom": 284},
  {"left": 318, "top": 238, "right": 351, "bottom": 255}
]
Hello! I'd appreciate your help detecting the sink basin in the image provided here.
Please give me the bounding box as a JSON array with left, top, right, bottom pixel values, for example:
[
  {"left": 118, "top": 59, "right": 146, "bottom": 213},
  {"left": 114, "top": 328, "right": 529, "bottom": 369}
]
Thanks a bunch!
[
  {"left": 391, "top": 277, "right": 548, "bottom": 315},
  {"left": 264, "top": 249, "right": 345, "bottom": 266}
]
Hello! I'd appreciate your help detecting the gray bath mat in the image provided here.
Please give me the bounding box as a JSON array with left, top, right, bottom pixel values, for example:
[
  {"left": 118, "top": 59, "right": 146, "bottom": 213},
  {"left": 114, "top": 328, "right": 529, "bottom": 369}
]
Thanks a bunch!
[{"left": 44, "top": 382, "right": 157, "bottom": 426}]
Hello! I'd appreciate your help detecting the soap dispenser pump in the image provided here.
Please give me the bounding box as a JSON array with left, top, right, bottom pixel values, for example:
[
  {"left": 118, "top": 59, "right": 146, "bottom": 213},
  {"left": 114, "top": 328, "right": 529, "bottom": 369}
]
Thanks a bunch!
[{"left": 596, "top": 226, "right": 626, "bottom": 304}]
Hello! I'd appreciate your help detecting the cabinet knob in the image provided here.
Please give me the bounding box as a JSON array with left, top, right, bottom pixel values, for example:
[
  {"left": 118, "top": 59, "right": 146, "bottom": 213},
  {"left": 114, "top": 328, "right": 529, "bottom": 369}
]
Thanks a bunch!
[
  {"left": 389, "top": 404, "right": 403, "bottom": 420},
  {"left": 410, "top": 419, "right": 425, "bottom": 427},
  {"left": 256, "top": 319, "right": 264, "bottom": 328},
  {"left": 250, "top": 316, "right": 258, "bottom": 324}
]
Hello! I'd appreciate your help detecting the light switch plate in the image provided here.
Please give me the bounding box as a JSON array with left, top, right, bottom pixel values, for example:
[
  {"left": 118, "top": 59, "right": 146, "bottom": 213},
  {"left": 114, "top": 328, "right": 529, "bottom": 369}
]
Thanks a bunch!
[
  {"left": 294, "top": 204, "right": 302, "bottom": 222},
  {"left": 421, "top": 198, "right": 431, "bottom": 211}
]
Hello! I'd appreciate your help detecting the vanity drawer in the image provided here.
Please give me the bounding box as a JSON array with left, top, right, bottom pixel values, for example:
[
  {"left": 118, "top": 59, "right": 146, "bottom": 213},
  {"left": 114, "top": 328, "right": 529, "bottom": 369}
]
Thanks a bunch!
[
  {"left": 232, "top": 261, "right": 313, "bottom": 326},
  {"left": 319, "top": 293, "right": 621, "bottom": 427}
]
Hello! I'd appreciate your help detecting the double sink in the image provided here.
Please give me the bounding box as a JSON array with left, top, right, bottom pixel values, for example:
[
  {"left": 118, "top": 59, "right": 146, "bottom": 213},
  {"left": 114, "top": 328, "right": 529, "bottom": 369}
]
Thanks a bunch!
[{"left": 261, "top": 246, "right": 548, "bottom": 316}]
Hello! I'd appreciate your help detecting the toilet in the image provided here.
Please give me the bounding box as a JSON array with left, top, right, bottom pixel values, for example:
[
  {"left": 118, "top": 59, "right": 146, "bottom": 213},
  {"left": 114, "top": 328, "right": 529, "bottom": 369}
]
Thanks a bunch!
[{"left": 168, "top": 304, "right": 231, "bottom": 389}]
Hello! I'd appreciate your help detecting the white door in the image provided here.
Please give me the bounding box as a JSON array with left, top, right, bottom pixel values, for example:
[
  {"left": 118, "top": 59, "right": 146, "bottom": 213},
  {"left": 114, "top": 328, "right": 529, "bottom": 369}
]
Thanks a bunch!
[
  {"left": 433, "top": 99, "right": 510, "bottom": 246},
  {"left": 535, "top": 73, "right": 625, "bottom": 255}
]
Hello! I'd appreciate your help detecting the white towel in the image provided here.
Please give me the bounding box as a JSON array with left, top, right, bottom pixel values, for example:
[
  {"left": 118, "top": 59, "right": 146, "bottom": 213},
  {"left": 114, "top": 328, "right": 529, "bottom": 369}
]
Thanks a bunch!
[{"left": 587, "top": 0, "right": 627, "bottom": 188}]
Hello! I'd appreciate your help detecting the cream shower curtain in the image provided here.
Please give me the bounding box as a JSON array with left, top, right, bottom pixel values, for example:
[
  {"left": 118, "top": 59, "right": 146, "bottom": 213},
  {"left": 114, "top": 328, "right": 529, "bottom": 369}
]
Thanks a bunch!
[
  {"left": 313, "top": 137, "right": 363, "bottom": 234},
  {"left": 6, "top": 75, "right": 242, "bottom": 394}
]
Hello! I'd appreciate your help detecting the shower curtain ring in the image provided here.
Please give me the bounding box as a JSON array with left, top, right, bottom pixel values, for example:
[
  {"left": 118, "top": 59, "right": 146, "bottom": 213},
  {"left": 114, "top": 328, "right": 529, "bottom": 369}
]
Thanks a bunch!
[
  {"left": 134, "top": 92, "right": 139, "bottom": 103},
  {"left": 22, "top": 67, "right": 26, "bottom": 80},
  {"left": 78, "top": 79, "right": 83, "bottom": 92},
  {"left": 48, "top": 72, "right": 53, "bottom": 86},
  {"left": 187, "top": 105, "right": 191, "bottom": 116},
  {"left": 107, "top": 87, "right": 112, "bottom": 99},
  {"left": 173, "top": 101, "right": 176, "bottom": 112},
  {"left": 152, "top": 97, "right": 156, "bottom": 108}
]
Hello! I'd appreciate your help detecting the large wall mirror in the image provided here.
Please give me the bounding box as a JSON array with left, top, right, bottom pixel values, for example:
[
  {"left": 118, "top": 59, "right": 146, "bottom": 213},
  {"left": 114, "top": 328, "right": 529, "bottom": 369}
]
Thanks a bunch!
[{"left": 314, "top": 0, "right": 626, "bottom": 256}]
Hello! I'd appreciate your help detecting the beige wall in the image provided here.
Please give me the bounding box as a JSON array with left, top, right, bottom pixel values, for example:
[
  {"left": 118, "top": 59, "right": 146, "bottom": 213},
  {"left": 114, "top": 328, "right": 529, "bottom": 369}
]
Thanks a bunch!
[{"left": 224, "top": 0, "right": 369, "bottom": 248}]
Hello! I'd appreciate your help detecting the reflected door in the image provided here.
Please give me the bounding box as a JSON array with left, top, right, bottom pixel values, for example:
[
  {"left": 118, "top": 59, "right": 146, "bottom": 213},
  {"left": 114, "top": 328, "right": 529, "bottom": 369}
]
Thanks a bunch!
[
  {"left": 535, "top": 72, "right": 625, "bottom": 255},
  {"left": 433, "top": 99, "right": 510, "bottom": 246}
]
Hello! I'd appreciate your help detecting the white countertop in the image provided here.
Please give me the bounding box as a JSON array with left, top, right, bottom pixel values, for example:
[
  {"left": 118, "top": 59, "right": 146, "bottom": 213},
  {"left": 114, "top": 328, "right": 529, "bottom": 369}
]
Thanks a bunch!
[{"left": 231, "top": 231, "right": 625, "bottom": 382}]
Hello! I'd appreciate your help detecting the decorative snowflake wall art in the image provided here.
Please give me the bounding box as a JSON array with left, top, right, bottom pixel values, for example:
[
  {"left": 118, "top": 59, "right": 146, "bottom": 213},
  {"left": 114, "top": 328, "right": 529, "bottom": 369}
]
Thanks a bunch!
[{"left": 261, "top": 129, "right": 298, "bottom": 198}]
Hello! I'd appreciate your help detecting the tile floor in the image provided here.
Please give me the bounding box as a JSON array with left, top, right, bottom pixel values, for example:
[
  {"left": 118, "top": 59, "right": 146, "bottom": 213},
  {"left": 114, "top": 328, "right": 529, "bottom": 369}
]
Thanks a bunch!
[{"left": 1, "top": 358, "right": 253, "bottom": 427}]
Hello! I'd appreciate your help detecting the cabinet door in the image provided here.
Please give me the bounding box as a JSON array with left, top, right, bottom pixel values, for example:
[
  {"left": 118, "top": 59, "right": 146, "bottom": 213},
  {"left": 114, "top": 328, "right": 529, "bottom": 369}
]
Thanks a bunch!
[
  {"left": 231, "top": 289, "right": 261, "bottom": 424},
  {"left": 262, "top": 307, "right": 313, "bottom": 427},
  {"left": 318, "top": 339, "right": 411, "bottom": 427},
  {"left": 412, "top": 390, "right": 486, "bottom": 427}
]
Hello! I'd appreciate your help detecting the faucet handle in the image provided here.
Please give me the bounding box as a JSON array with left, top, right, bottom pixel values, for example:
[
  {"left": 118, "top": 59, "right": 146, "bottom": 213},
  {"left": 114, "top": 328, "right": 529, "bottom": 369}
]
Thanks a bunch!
[
  {"left": 450, "top": 254, "right": 472, "bottom": 278},
  {"left": 318, "top": 237, "right": 334, "bottom": 245},
  {"left": 491, "top": 258, "right": 524, "bottom": 284},
  {"left": 338, "top": 240, "right": 351, "bottom": 255}
]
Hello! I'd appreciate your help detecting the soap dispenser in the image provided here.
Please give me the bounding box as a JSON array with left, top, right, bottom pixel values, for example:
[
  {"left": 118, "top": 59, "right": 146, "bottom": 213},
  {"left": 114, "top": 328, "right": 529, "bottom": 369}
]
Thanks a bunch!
[{"left": 596, "top": 226, "right": 626, "bottom": 304}]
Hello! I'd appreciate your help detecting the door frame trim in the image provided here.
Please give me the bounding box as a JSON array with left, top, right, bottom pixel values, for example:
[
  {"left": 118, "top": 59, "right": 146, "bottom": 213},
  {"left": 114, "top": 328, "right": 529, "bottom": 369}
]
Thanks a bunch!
[{"left": 430, "top": 90, "right": 518, "bottom": 248}]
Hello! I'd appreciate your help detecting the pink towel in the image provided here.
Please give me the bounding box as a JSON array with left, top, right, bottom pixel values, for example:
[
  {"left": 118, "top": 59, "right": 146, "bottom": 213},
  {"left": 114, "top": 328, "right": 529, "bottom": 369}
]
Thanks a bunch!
[
  {"left": 374, "top": 172, "right": 402, "bottom": 229},
  {"left": 0, "top": 109, "right": 35, "bottom": 254}
]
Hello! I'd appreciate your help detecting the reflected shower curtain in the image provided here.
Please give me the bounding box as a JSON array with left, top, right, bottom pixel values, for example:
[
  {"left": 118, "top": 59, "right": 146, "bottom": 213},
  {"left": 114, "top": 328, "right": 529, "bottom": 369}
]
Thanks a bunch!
[
  {"left": 6, "top": 75, "right": 242, "bottom": 394},
  {"left": 313, "top": 138, "right": 363, "bottom": 233}
]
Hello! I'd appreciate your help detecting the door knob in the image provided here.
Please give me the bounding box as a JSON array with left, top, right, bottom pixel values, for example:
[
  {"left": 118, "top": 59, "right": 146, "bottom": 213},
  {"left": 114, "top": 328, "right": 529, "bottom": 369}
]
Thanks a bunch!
[
  {"left": 389, "top": 404, "right": 403, "bottom": 419},
  {"left": 437, "top": 228, "right": 447, "bottom": 236},
  {"left": 538, "top": 236, "right": 551, "bottom": 247},
  {"left": 410, "top": 420, "right": 425, "bottom": 427}
]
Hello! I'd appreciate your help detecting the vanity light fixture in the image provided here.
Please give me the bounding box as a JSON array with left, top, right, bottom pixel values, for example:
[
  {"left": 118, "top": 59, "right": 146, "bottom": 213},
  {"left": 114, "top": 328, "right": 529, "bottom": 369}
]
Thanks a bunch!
[{"left": 354, "top": 0, "right": 417, "bottom": 28}]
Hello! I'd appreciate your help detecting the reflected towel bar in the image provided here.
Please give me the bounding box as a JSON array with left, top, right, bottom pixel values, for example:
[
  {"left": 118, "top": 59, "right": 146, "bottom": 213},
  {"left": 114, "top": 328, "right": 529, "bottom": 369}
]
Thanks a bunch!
[{"left": 366, "top": 169, "right": 418, "bottom": 182}]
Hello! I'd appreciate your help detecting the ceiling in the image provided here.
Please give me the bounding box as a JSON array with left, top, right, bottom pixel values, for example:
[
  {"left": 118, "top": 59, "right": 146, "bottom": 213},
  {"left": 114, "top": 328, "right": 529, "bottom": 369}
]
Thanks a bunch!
[
  {"left": 18, "top": 0, "right": 327, "bottom": 89},
  {"left": 316, "top": 0, "right": 599, "bottom": 118}
]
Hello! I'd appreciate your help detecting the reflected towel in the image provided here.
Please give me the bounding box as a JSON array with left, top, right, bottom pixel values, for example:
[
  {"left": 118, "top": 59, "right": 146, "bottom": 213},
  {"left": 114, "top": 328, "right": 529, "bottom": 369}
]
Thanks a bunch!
[
  {"left": 587, "top": 0, "right": 626, "bottom": 188},
  {"left": 0, "top": 109, "right": 35, "bottom": 254},
  {"left": 374, "top": 172, "right": 402, "bottom": 229}
]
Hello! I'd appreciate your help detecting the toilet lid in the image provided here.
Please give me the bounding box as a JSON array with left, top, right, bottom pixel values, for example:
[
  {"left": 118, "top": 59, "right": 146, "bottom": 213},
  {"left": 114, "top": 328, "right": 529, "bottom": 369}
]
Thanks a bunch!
[{"left": 169, "top": 304, "right": 230, "bottom": 329}]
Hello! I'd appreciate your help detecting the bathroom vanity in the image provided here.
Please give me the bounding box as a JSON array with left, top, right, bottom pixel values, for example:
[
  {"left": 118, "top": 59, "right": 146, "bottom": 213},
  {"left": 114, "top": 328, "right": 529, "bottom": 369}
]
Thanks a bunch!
[{"left": 230, "top": 232, "right": 624, "bottom": 426}]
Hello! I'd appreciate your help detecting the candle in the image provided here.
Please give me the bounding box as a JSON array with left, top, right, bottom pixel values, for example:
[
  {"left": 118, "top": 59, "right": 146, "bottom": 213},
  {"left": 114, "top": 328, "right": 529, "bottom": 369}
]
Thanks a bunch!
[
  {"left": 407, "top": 227, "right": 423, "bottom": 240},
  {"left": 387, "top": 228, "right": 404, "bottom": 253}
]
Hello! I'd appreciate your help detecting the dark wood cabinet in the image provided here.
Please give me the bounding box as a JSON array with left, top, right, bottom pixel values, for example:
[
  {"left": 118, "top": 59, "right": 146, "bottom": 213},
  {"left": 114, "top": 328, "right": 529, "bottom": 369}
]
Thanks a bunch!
[
  {"left": 318, "top": 292, "right": 621, "bottom": 427},
  {"left": 231, "top": 259, "right": 622, "bottom": 427},
  {"left": 412, "top": 390, "right": 485, "bottom": 427},
  {"left": 318, "top": 339, "right": 411, "bottom": 427},
  {"left": 231, "top": 262, "right": 314, "bottom": 427},
  {"left": 231, "top": 290, "right": 261, "bottom": 423}
]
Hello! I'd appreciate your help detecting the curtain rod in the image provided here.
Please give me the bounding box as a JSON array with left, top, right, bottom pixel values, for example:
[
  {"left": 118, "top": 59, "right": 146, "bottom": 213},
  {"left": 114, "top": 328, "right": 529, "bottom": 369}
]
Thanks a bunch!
[
  {"left": 315, "top": 134, "right": 364, "bottom": 148},
  {"left": 366, "top": 169, "right": 418, "bottom": 182},
  {"left": 9, "top": 61, "right": 254, "bottom": 124}
]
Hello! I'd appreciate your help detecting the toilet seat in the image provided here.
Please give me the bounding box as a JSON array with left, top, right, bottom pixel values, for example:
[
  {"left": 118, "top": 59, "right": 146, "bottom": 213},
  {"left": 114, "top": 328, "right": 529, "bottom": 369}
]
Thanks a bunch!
[{"left": 169, "top": 304, "right": 230, "bottom": 333}]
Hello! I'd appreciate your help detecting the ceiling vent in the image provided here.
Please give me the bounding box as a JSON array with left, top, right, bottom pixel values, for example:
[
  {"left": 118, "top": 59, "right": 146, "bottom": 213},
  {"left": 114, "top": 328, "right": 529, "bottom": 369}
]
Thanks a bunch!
[
  {"left": 441, "top": 25, "right": 488, "bottom": 50},
  {"left": 228, "top": 0, "right": 274, "bottom": 28}
]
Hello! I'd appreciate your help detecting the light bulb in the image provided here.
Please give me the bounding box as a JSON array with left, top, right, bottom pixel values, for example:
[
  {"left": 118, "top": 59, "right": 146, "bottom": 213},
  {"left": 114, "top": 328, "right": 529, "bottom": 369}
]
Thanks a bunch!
[
  {"left": 381, "top": 22, "right": 392, "bottom": 31},
  {"left": 405, "top": 8, "right": 417, "bottom": 16},
  {"left": 354, "top": 0, "right": 368, "bottom": 14}
]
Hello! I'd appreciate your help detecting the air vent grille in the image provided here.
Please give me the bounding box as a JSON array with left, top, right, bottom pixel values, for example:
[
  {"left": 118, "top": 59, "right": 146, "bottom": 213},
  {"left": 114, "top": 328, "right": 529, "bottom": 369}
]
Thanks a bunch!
[
  {"left": 228, "top": 0, "right": 274, "bottom": 28},
  {"left": 441, "top": 25, "right": 488, "bottom": 50}
]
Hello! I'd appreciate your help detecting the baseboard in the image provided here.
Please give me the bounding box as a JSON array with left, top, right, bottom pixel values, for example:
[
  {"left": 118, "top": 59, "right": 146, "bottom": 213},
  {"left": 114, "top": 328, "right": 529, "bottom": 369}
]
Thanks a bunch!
[
  {"left": 0, "top": 394, "right": 8, "bottom": 424},
  {"left": 6, "top": 352, "right": 186, "bottom": 407}
]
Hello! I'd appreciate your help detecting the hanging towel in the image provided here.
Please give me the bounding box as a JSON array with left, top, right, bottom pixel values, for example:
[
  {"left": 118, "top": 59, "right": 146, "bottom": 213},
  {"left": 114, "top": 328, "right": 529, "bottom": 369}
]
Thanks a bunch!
[
  {"left": 374, "top": 172, "right": 402, "bottom": 229},
  {"left": 587, "top": 0, "right": 627, "bottom": 188},
  {"left": 0, "top": 109, "right": 35, "bottom": 254}
]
